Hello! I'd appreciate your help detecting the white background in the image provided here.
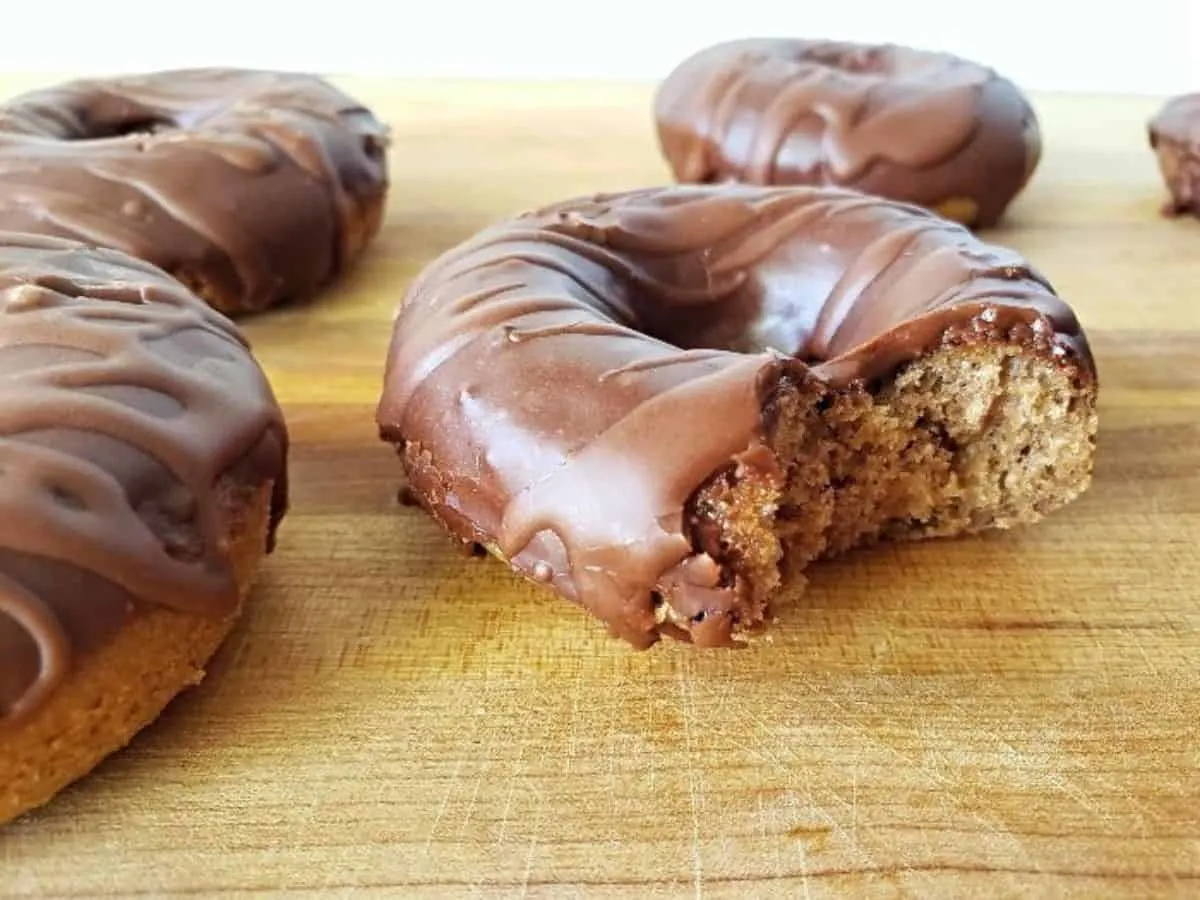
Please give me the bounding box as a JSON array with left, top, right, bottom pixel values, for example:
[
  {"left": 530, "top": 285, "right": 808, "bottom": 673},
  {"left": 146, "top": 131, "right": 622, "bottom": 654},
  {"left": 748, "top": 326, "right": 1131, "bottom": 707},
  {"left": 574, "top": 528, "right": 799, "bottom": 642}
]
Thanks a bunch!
[{"left": 8, "top": 0, "right": 1200, "bottom": 94}]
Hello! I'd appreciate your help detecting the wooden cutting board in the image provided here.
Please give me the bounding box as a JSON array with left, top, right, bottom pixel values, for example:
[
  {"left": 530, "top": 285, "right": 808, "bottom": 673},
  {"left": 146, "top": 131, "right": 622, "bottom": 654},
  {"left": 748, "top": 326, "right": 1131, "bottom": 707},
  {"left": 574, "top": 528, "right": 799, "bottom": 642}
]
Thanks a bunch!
[{"left": 2, "top": 77, "right": 1198, "bottom": 899}]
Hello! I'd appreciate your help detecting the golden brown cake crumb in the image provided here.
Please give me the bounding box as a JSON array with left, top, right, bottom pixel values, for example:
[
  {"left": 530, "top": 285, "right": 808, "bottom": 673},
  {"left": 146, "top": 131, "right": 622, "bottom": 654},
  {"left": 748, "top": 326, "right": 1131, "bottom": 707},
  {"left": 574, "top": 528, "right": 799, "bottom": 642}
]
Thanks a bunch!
[{"left": 685, "top": 344, "right": 1097, "bottom": 638}]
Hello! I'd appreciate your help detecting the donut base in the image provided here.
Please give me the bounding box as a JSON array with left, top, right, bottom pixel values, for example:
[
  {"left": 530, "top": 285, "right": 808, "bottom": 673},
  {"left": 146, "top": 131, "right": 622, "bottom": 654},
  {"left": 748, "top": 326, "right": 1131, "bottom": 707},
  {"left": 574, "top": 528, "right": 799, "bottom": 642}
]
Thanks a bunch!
[
  {"left": 669, "top": 341, "right": 1098, "bottom": 645},
  {"left": 0, "top": 479, "right": 276, "bottom": 826}
]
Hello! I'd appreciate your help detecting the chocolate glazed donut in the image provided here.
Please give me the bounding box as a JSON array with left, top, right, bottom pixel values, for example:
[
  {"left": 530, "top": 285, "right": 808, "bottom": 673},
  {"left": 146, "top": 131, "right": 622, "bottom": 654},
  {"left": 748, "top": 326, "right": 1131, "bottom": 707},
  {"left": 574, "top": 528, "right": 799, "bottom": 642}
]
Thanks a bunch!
[
  {"left": 1148, "top": 94, "right": 1200, "bottom": 215},
  {"left": 655, "top": 39, "right": 1041, "bottom": 228},
  {"left": 377, "top": 185, "right": 1098, "bottom": 649},
  {"left": 0, "top": 69, "right": 390, "bottom": 315},
  {"left": 0, "top": 234, "right": 287, "bottom": 823}
]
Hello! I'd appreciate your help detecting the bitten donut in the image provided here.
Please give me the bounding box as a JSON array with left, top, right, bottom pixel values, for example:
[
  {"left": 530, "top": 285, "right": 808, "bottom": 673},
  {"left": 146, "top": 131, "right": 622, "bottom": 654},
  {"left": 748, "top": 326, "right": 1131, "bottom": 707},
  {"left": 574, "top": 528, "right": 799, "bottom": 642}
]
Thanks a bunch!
[
  {"left": 1149, "top": 94, "right": 1200, "bottom": 215},
  {"left": 655, "top": 39, "right": 1041, "bottom": 228},
  {"left": 0, "top": 233, "right": 288, "bottom": 825},
  {"left": 0, "top": 69, "right": 390, "bottom": 315},
  {"left": 377, "top": 185, "right": 1098, "bottom": 649}
]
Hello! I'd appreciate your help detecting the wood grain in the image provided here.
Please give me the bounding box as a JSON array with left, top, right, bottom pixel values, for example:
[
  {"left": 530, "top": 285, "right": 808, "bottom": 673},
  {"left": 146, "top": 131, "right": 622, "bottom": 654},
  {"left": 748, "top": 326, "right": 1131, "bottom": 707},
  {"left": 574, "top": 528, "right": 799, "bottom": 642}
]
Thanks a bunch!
[{"left": 2, "top": 78, "right": 1199, "bottom": 899}]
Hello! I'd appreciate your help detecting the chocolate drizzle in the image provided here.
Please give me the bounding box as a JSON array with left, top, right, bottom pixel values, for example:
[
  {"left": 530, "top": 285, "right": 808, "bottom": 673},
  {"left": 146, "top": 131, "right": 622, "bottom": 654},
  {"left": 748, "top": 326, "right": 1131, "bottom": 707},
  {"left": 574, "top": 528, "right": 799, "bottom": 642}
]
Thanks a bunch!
[
  {"left": 655, "top": 39, "right": 1041, "bottom": 228},
  {"left": 0, "top": 233, "right": 287, "bottom": 724},
  {"left": 376, "top": 185, "right": 1092, "bottom": 647},
  {"left": 0, "top": 69, "right": 390, "bottom": 314}
]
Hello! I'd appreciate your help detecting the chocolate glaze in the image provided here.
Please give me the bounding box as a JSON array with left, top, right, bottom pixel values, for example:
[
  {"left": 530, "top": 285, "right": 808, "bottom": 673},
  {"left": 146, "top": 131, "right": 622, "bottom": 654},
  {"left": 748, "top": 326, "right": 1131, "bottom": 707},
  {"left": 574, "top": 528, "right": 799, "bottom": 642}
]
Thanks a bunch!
[
  {"left": 0, "top": 233, "right": 287, "bottom": 725},
  {"left": 1149, "top": 94, "right": 1200, "bottom": 216},
  {"left": 655, "top": 39, "right": 1041, "bottom": 228},
  {"left": 0, "top": 69, "right": 389, "bottom": 315},
  {"left": 376, "top": 185, "right": 1093, "bottom": 648}
]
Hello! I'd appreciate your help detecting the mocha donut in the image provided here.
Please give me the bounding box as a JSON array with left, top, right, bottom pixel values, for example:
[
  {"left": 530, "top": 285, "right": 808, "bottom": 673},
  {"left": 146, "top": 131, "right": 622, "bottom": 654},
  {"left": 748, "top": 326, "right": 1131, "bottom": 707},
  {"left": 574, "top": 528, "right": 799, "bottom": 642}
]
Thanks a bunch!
[
  {"left": 0, "top": 233, "right": 287, "bottom": 824},
  {"left": 377, "top": 185, "right": 1097, "bottom": 649},
  {"left": 655, "top": 39, "right": 1041, "bottom": 228},
  {"left": 1149, "top": 94, "right": 1200, "bottom": 216},
  {"left": 0, "top": 69, "right": 390, "bottom": 315}
]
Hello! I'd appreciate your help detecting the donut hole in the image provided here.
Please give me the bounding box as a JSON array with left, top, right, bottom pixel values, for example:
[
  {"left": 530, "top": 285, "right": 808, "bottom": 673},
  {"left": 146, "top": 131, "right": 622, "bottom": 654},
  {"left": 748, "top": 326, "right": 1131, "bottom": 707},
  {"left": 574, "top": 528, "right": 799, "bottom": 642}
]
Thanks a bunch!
[
  {"left": 802, "top": 44, "right": 891, "bottom": 76},
  {"left": 86, "top": 115, "right": 175, "bottom": 140}
]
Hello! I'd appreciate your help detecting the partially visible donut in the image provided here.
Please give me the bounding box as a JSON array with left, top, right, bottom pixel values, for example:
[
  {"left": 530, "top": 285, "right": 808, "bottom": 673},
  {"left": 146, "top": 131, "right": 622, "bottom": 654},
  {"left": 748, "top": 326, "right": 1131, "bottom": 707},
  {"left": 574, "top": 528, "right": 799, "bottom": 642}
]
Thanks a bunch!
[
  {"left": 0, "top": 233, "right": 288, "bottom": 824},
  {"left": 377, "top": 185, "right": 1097, "bottom": 649},
  {"left": 655, "top": 39, "right": 1041, "bottom": 228},
  {"left": 0, "top": 69, "right": 390, "bottom": 315},
  {"left": 1149, "top": 94, "right": 1200, "bottom": 215}
]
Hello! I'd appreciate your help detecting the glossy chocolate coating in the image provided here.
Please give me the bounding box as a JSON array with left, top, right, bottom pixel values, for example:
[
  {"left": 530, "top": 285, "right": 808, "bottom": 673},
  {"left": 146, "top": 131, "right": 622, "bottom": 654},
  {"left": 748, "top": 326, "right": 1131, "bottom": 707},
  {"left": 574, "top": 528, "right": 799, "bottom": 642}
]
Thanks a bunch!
[
  {"left": 655, "top": 39, "right": 1041, "bottom": 228},
  {"left": 0, "top": 69, "right": 389, "bottom": 314},
  {"left": 0, "top": 233, "right": 287, "bottom": 725},
  {"left": 1149, "top": 94, "right": 1200, "bottom": 215},
  {"left": 376, "top": 185, "right": 1093, "bottom": 647}
]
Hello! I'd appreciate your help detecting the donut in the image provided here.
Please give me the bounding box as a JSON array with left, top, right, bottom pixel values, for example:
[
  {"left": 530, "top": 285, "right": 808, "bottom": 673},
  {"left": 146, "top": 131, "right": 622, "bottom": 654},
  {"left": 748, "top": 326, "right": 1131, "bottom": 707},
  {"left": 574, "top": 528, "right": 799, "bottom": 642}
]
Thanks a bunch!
[
  {"left": 0, "top": 233, "right": 288, "bottom": 825},
  {"left": 1148, "top": 94, "right": 1200, "bottom": 215},
  {"left": 0, "top": 68, "right": 390, "bottom": 316},
  {"left": 654, "top": 39, "right": 1041, "bottom": 228},
  {"left": 376, "top": 185, "right": 1098, "bottom": 649}
]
